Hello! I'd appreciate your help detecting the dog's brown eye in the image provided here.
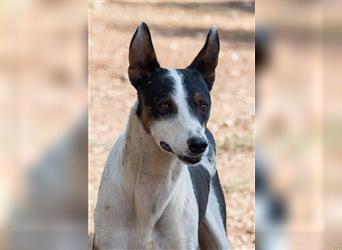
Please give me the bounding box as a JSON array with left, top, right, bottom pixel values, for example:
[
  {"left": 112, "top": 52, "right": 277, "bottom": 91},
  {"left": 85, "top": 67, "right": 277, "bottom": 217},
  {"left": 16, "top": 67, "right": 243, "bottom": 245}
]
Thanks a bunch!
[
  {"left": 158, "top": 100, "right": 175, "bottom": 116},
  {"left": 200, "top": 103, "right": 208, "bottom": 112},
  {"left": 161, "top": 103, "right": 170, "bottom": 110}
]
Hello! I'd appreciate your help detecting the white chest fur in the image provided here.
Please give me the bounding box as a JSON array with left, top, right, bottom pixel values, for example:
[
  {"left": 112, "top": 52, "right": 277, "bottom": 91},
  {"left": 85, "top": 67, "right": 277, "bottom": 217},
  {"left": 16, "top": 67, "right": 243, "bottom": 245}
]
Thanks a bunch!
[
  {"left": 150, "top": 166, "right": 199, "bottom": 249},
  {"left": 94, "top": 137, "right": 199, "bottom": 249}
]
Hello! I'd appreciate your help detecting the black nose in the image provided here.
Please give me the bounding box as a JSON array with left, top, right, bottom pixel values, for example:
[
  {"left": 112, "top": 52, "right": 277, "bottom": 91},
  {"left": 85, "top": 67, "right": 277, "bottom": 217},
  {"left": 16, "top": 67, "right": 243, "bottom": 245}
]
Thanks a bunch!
[{"left": 188, "top": 137, "right": 208, "bottom": 154}]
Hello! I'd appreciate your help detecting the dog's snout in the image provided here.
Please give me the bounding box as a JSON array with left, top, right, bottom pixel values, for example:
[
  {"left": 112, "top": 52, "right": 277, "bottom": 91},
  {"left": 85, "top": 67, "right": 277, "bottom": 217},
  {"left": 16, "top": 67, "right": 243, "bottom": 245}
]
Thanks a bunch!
[{"left": 187, "top": 137, "right": 208, "bottom": 154}]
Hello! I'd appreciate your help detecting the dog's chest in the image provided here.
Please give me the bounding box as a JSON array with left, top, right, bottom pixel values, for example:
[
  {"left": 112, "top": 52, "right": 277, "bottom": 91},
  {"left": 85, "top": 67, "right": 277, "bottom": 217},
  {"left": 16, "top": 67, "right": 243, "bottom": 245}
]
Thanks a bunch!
[
  {"left": 151, "top": 168, "right": 199, "bottom": 248},
  {"left": 94, "top": 137, "right": 201, "bottom": 249}
]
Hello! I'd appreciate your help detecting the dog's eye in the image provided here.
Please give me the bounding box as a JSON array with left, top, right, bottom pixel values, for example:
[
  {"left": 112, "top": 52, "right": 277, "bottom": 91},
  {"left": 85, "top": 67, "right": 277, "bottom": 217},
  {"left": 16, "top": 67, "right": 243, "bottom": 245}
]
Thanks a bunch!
[
  {"left": 160, "top": 103, "right": 170, "bottom": 111},
  {"left": 199, "top": 103, "right": 208, "bottom": 112},
  {"left": 158, "top": 100, "right": 175, "bottom": 116},
  {"left": 158, "top": 102, "right": 173, "bottom": 115}
]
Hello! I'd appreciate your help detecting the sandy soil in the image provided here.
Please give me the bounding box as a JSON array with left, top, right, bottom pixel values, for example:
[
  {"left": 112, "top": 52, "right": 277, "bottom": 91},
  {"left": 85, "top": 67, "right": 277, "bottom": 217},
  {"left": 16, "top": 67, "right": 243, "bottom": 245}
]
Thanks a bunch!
[{"left": 89, "top": 1, "right": 255, "bottom": 249}]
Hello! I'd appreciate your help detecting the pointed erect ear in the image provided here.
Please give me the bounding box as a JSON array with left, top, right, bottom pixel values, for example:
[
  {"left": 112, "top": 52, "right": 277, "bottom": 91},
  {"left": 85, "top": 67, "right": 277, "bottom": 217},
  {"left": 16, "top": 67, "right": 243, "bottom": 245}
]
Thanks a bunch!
[
  {"left": 188, "top": 27, "right": 220, "bottom": 91},
  {"left": 128, "top": 22, "right": 160, "bottom": 89}
]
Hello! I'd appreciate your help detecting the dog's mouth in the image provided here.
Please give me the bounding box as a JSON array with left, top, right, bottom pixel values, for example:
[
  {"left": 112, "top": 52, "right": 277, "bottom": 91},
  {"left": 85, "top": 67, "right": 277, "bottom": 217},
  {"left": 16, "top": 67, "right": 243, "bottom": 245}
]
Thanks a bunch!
[
  {"left": 178, "top": 155, "right": 202, "bottom": 165},
  {"left": 160, "top": 141, "right": 203, "bottom": 165}
]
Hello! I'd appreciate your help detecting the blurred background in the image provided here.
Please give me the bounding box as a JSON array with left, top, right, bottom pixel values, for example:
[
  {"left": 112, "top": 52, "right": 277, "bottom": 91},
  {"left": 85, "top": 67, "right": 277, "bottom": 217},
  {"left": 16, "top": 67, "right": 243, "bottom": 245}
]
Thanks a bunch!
[
  {"left": 256, "top": 1, "right": 342, "bottom": 250},
  {"left": 89, "top": 0, "right": 255, "bottom": 249},
  {"left": 0, "top": 0, "right": 87, "bottom": 249},
  {"left": 1, "top": 0, "right": 341, "bottom": 250}
]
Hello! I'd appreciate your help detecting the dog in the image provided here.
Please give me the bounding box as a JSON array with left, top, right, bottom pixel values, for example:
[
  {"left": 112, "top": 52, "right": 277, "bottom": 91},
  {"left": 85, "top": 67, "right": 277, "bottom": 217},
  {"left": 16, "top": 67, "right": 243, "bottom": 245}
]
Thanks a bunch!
[{"left": 93, "top": 22, "right": 229, "bottom": 250}]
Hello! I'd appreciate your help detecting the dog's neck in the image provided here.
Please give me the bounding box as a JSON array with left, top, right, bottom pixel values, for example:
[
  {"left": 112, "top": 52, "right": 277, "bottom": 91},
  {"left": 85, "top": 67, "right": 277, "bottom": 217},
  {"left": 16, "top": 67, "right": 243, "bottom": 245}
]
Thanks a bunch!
[
  {"left": 119, "top": 103, "right": 188, "bottom": 241},
  {"left": 123, "top": 102, "right": 183, "bottom": 181}
]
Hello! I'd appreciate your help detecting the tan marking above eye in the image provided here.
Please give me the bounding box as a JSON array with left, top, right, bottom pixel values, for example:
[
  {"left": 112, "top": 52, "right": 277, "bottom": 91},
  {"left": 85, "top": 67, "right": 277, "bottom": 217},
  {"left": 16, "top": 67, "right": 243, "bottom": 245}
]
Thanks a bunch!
[
  {"left": 194, "top": 92, "right": 204, "bottom": 105},
  {"left": 194, "top": 92, "right": 209, "bottom": 114}
]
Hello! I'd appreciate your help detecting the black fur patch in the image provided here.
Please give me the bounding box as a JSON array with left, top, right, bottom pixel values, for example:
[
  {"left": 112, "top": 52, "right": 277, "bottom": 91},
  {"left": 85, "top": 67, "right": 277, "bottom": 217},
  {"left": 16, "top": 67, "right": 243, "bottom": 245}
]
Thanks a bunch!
[
  {"left": 188, "top": 165, "right": 211, "bottom": 227},
  {"left": 205, "top": 128, "right": 216, "bottom": 153},
  {"left": 211, "top": 171, "right": 227, "bottom": 232},
  {"left": 180, "top": 69, "right": 211, "bottom": 126},
  {"left": 136, "top": 68, "right": 178, "bottom": 119}
]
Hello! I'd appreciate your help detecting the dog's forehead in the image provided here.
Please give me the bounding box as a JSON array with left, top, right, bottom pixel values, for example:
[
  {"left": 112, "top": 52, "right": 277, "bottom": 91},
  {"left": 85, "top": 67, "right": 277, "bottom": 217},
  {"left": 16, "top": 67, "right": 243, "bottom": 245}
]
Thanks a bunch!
[
  {"left": 178, "top": 69, "right": 211, "bottom": 98},
  {"left": 139, "top": 68, "right": 175, "bottom": 101},
  {"left": 139, "top": 68, "right": 210, "bottom": 105},
  {"left": 155, "top": 68, "right": 209, "bottom": 94}
]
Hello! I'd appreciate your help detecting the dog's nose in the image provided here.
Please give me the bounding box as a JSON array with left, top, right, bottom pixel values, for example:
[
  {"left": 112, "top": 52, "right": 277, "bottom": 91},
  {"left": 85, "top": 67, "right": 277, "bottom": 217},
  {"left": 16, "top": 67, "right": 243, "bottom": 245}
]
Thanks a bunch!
[{"left": 187, "top": 137, "right": 208, "bottom": 154}]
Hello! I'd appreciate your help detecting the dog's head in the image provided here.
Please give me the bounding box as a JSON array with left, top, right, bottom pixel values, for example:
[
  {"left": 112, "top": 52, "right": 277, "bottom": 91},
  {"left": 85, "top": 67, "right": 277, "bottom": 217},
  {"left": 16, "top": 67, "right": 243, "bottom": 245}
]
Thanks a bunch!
[{"left": 128, "top": 22, "right": 219, "bottom": 165}]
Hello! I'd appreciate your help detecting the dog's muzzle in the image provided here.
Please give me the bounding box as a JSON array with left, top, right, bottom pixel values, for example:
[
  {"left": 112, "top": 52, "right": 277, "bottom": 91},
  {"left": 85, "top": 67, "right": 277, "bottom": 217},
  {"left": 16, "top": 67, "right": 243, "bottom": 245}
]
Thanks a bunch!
[{"left": 160, "top": 141, "right": 203, "bottom": 165}]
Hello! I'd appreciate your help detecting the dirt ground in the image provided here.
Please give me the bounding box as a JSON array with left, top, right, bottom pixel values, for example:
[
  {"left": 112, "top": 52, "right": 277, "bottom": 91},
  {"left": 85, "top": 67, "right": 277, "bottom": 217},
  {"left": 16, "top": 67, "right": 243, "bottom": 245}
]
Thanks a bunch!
[{"left": 89, "top": 1, "right": 255, "bottom": 249}]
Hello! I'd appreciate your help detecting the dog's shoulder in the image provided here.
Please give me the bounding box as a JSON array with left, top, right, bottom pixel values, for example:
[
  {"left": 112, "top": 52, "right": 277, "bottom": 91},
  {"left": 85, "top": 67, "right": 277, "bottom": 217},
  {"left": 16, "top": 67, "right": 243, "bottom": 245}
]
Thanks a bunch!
[
  {"left": 211, "top": 171, "right": 227, "bottom": 231},
  {"left": 204, "top": 129, "right": 226, "bottom": 230},
  {"left": 187, "top": 165, "right": 210, "bottom": 226},
  {"left": 188, "top": 128, "right": 227, "bottom": 231},
  {"left": 105, "top": 133, "right": 126, "bottom": 167},
  {"left": 97, "top": 133, "right": 126, "bottom": 195}
]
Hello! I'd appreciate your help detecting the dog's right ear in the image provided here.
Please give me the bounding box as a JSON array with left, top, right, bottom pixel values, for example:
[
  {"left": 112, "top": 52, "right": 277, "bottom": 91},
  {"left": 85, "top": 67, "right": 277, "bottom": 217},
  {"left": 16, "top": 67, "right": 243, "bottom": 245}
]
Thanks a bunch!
[
  {"left": 187, "top": 27, "right": 220, "bottom": 91},
  {"left": 128, "top": 22, "right": 160, "bottom": 89}
]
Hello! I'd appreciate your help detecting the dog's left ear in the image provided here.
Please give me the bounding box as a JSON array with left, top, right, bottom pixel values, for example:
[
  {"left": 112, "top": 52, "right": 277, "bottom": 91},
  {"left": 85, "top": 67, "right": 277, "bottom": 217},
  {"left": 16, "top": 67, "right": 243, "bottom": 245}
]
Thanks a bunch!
[
  {"left": 128, "top": 22, "right": 160, "bottom": 89},
  {"left": 187, "top": 27, "right": 220, "bottom": 91}
]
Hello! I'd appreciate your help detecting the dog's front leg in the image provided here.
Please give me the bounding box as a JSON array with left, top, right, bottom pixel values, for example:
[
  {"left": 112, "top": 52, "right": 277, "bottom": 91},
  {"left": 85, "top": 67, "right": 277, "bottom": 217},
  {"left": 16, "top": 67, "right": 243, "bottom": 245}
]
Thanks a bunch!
[{"left": 131, "top": 174, "right": 174, "bottom": 249}]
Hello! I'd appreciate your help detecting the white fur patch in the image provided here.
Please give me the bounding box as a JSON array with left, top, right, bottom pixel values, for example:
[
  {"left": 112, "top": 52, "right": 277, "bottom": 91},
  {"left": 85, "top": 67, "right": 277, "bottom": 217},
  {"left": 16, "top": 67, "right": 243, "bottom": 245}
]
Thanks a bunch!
[{"left": 169, "top": 68, "right": 202, "bottom": 136}]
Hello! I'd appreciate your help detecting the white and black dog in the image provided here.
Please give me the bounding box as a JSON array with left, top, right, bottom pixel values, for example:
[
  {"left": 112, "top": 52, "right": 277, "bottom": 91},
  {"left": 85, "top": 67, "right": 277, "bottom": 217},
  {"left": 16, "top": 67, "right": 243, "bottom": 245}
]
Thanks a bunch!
[{"left": 93, "top": 22, "right": 229, "bottom": 250}]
